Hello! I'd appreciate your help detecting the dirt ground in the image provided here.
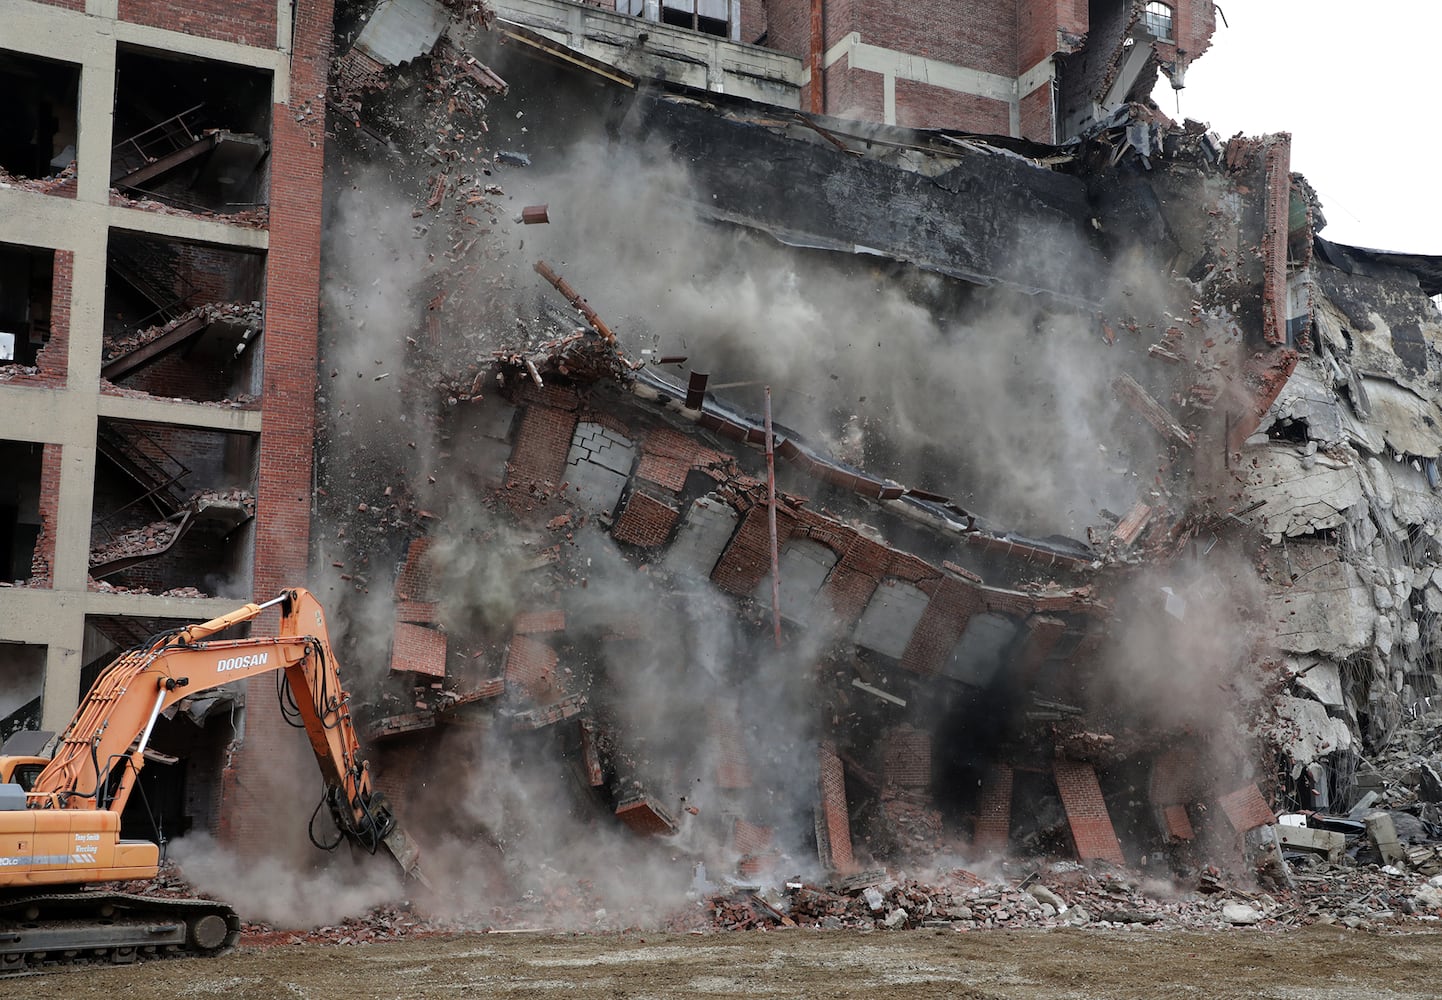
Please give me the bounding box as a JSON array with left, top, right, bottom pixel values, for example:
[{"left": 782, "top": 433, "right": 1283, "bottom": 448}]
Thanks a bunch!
[{"left": 12, "top": 927, "right": 1442, "bottom": 1000}]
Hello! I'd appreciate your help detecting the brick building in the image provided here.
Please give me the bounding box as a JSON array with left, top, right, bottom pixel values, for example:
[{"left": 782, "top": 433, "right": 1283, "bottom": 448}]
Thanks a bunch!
[
  {"left": 0, "top": 0, "right": 331, "bottom": 840},
  {"left": 493, "top": 0, "right": 1216, "bottom": 139}
]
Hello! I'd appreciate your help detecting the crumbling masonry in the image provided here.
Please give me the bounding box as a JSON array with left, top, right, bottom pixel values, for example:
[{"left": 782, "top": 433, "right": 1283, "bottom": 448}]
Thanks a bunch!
[{"left": 4, "top": 0, "right": 1442, "bottom": 923}]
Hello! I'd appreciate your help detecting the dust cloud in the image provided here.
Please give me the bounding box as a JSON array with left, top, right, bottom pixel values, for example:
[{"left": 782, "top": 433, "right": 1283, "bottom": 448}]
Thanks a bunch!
[
  {"left": 285, "top": 95, "right": 1275, "bottom": 928},
  {"left": 171, "top": 833, "right": 404, "bottom": 927},
  {"left": 497, "top": 138, "right": 1179, "bottom": 538}
]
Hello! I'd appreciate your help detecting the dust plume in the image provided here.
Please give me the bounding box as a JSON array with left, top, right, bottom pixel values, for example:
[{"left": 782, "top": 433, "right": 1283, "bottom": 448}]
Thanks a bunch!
[
  {"left": 170, "top": 833, "right": 404, "bottom": 926},
  {"left": 500, "top": 138, "right": 1177, "bottom": 537}
]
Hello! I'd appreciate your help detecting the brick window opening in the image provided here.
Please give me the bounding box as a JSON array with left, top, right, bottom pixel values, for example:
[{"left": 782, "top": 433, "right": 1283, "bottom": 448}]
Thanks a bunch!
[
  {"left": 0, "top": 51, "right": 80, "bottom": 186},
  {"left": 102, "top": 231, "right": 265, "bottom": 404},
  {"left": 618, "top": 0, "right": 737, "bottom": 41},
  {"left": 112, "top": 46, "right": 273, "bottom": 218},
  {"left": 1143, "top": 2, "right": 1174, "bottom": 42},
  {"left": 0, "top": 243, "right": 55, "bottom": 368},
  {"left": 0, "top": 441, "right": 44, "bottom": 585}
]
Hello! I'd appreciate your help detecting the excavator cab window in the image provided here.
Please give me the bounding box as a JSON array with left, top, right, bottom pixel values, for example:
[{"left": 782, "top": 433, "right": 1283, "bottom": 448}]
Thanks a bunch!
[{"left": 10, "top": 763, "right": 44, "bottom": 792}]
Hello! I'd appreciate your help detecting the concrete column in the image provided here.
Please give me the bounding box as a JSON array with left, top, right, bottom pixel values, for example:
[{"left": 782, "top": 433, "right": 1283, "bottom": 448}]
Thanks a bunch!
[
  {"left": 40, "top": 607, "right": 85, "bottom": 732},
  {"left": 75, "top": 41, "right": 117, "bottom": 206}
]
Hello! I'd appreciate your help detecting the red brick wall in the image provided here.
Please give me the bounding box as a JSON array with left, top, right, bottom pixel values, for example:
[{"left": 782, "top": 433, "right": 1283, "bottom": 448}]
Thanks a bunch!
[
  {"left": 1149, "top": 745, "right": 1204, "bottom": 804},
  {"left": 709, "top": 704, "right": 752, "bottom": 789},
  {"left": 763, "top": 0, "right": 811, "bottom": 61},
  {"left": 893, "top": 80, "right": 1010, "bottom": 132},
  {"left": 711, "top": 504, "right": 795, "bottom": 596},
  {"left": 1010, "top": 614, "right": 1066, "bottom": 684},
  {"left": 117, "top": 0, "right": 278, "bottom": 49},
  {"left": 109, "top": 350, "right": 233, "bottom": 401},
  {"left": 171, "top": 246, "right": 265, "bottom": 307},
  {"left": 26, "top": 444, "right": 63, "bottom": 587},
  {"left": 1217, "top": 783, "right": 1274, "bottom": 834},
  {"left": 635, "top": 426, "right": 729, "bottom": 493},
  {"left": 825, "top": 60, "right": 883, "bottom": 123},
  {"left": 1053, "top": 759, "right": 1125, "bottom": 865},
  {"left": 732, "top": 817, "right": 773, "bottom": 855},
  {"left": 1018, "top": 83, "right": 1053, "bottom": 143},
  {"left": 395, "top": 538, "right": 436, "bottom": 601},
  {"left": 739, "top": 0, "right": 767, "bottom": 45},
  {"left": 513, "top": 608, "right": 565, "bottom": 634},
  {"left": 507, "top": 405, "right": 579, "bottom": 493},
  {"left": 974, "top": 762, "right": 1012, "bottom": 853},
  {"left": 843, "top": 0, "right": 1015, "bottom": 75},
  {"left": 612, "top": 489, "right": 680, "bottom": 548},
  {"left": 898, "top": 575, "right": 982, "bottom": 676},
  {"left": 816, "top": 740, "right": 854, "bottom": 872},
  {"left": 814, "top": 532, "right": 884, "bottom": 624},
  {"left": 881, "top": 725, "right": 930, "bottom": 790},
  {"left": 505, "top": 635, "right": 560, "bottom": 701},
  {"left": 390, "top": 622, "right": 447, "bottom": 677},
  {"left": 1150, "top": 0, "right": 1216, "bottom": 68},
  {"left": 222, "top": 0, "right": 334, "bottom": 852},
  {"left": 32, "top": 250, "right": 72, "bottom": 387}
]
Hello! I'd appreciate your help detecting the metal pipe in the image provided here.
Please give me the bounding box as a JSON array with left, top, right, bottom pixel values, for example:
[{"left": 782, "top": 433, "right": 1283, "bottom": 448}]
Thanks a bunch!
[
  {"left": 534, "top": 260, "right": 617, "bottom": 344},
  {"left": 135, "top": 681, "right": 169, "bottom": 757},
  {"left": 765, "top": 386, "right": 781, "bottom": 648},
  {"left": 809, "top": 0, "right": 824, "bottom": 113}
]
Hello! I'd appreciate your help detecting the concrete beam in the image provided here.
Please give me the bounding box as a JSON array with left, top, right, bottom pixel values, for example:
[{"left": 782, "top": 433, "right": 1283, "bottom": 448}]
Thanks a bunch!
[{"left": 97, "top": 394, "right": 263, "bottom": 434}]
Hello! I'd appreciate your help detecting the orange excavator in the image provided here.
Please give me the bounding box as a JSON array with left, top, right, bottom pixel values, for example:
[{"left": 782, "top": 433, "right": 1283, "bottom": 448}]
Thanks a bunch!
[{"left": 0, "top": 588, "right": 427, "bottom": 973}]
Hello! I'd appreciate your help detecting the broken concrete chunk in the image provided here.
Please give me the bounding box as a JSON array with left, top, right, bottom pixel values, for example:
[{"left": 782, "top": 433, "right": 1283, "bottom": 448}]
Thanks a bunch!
[
  {"left": 1222, "top": 903, "right": 1262, "bottom": 926},
  {"left": 1027, "top": 884, "right": 1066, "bottom": 913}
]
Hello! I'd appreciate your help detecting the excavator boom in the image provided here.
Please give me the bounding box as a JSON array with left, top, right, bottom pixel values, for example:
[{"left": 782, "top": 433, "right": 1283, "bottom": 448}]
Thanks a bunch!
[{"left": 0, "top": 588, "right": 427, "bottom": 971}]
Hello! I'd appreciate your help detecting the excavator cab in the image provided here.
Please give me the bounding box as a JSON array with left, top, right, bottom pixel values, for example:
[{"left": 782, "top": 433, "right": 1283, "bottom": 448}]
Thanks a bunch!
[{"left": 0, "top": 730, "right": 54, "bottom": 793}]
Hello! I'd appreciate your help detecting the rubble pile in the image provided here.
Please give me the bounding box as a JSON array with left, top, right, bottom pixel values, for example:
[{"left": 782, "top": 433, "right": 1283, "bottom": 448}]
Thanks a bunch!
[
  {"left": 0, "top": 365, "right": 40, "bottom": 382},
  {"left": 680, "top": 859, "right": 1442, "bottom": 934},
  {"left": 98, "top": 379, "right": 260, "bottom": 408},
  {"left": 1355, "top": 707, "right": 1442, "bottom": 827},
  {"left": 0, "top": 162, "right": 77, "bottom": 196},
  {"left": 89, "top": 517, "right": 185, "bottom": 566},
  {"left": 109, "top": 188, "right": 269, "bottom": 227},
  {"left": 103, "top": 301, "right": 264, "bottom": 364}
]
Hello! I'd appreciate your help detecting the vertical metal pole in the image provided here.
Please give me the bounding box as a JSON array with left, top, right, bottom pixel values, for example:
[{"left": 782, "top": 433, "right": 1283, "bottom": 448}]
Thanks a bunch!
[
  {"left": 809, "top": 0, "right": 825, "bottom": 114},
  {"left": 765, "top": 386, "right": 781, "bottom": 648}
]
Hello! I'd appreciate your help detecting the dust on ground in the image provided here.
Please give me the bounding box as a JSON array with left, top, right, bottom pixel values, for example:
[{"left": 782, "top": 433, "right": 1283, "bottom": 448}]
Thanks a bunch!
[{"left": 15, "top": 927, "right": 1442, "bottom": 1000}]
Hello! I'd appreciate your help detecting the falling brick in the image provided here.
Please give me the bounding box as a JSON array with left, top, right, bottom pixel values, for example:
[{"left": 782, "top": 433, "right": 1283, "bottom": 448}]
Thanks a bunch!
[
  {"left": 1053, "top": 759, "right": 1125, "bottom": 865},
  {"left": 390, "top": 622, "right": 447, "bottom": 678},
  {"left": 1217, "top": 783, "right": 1275, "bottom": 833},
  {"left": 616, "top": 795, "right": 678, "bottom": 836},
  {"left": 815, "top": 741, "right": 855, "bottom": 874}
]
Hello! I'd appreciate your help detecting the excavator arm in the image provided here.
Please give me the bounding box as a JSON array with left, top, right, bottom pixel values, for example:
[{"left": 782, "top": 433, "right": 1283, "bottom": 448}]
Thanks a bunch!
[{"left": 2, "top": 588, "right": 426, "bottom": 890}]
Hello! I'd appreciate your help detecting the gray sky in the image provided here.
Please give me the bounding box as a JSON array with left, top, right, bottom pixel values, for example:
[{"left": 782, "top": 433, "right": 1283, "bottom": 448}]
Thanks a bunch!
[{"left": 1152, "top": 3, "right": 1440, "bottom": 254}]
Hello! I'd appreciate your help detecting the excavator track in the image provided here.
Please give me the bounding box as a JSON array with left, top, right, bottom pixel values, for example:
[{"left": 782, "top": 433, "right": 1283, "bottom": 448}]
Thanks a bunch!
[{"left": 0, "top": 891, "right": 240, "bottom": 975}]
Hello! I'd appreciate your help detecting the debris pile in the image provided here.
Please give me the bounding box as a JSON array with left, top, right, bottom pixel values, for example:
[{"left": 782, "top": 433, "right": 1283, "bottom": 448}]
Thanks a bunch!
[
  {"left": 0, "top": 162, "right": 77, "bottom": 196},
  {"left": 103, "top": 302, "right": 264, "bottom": 365},
  {"left": 109, "top": 188, "right": 269, "bottom": 227}
]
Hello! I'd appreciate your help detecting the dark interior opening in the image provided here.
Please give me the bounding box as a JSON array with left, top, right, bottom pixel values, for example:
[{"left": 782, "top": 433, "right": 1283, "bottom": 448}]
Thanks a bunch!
[
  {"left": 0, "top": 243, "right": 56, "bottom": 367},
  {"left": 0, "top": 50, "right": 80, "bottom": 180},
  {"left": 112, "top": 46, "right": 274, "bottom": 214},
  {"left": 0, "top": 440, "right": 44, "bottom": 583}
]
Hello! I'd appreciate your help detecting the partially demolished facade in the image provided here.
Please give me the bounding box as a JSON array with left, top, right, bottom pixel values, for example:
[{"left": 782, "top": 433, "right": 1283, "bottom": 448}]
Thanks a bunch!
[{"left": 3, "top": 0, "right": 1442, "bottom": 904}]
